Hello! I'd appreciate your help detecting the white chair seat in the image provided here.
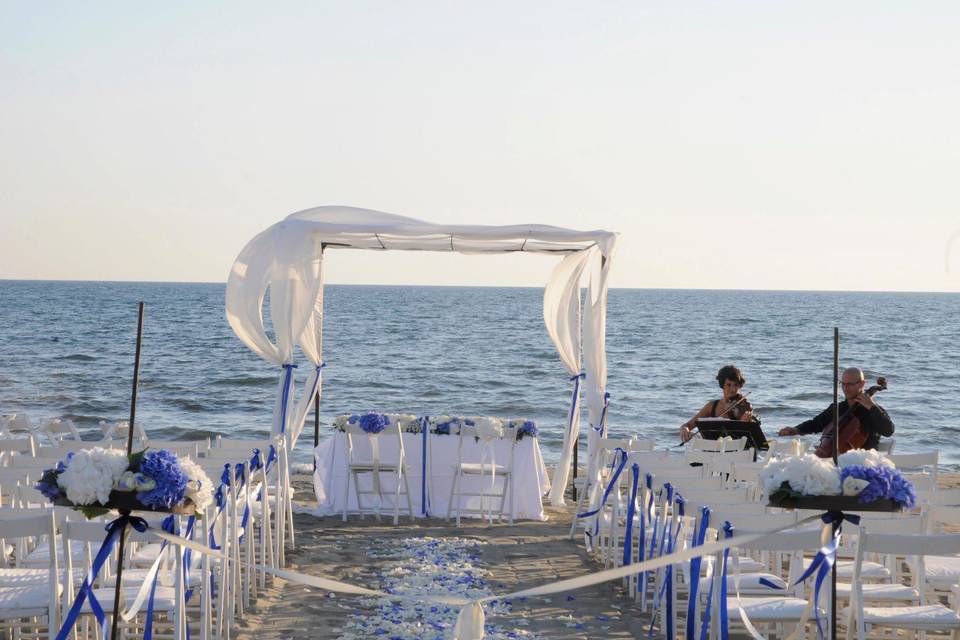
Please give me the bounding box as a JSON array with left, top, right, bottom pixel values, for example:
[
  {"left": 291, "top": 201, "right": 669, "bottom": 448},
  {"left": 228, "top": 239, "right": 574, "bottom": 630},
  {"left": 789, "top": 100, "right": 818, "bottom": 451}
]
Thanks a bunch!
[
  {"left": 908, "top": 554, "right": 960, "bottom": 586},
  {"left": 727, "top": 596, "right": 824, "bottom": 621},
  {"left": 699, "top": 573, "right": 787, "bottom": 593},
  {"left": 835, "top": 581, "right": 919, "bottom": 601},
  {"left": 841, "top": 604, "right": 960, "bottom": 629},
  {"left": 132, "top": 543, "right": 203, "bottom": 569},
  {"left": 349, "top": 462, "right": 403, "bottom": 471},
  {"left": 456, "top": 463, "right": 511, "bottom": 475},
  {"left": 102, "top": 567, "right": 174, "bottom": 587},
  {"left": 803, "top": 557, "right": 889, "bottom": 579},
  {"left": 86, "top": 586, "right": 177, "bottom": 613},
  {"left": 0, "top": 583, "right": 62, "bottom": 611},
  {"left": 0, "top": 567, "right": 75, "bottom": 587},
  {"left": 735, "top": 557, "right": 766, "bottom": 574},
  {"left": 23, "top": 540, "right": 86, "bottom": 566}
]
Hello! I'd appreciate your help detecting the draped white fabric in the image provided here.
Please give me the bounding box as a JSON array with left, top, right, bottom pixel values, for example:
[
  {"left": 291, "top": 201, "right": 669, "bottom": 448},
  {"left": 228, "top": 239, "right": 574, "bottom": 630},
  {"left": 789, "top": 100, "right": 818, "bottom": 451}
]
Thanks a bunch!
[
  {"left": 543, "top": 251, "right": 590, "bottom": 506},
  {"left": 581, "top": 246, "right": 615, "bottom": 498},
  {"left": 225, "top": 206, "right": 618, "bottom": 498},
  {"left": 288, "top": 256, "right": 326, "bottom": 448}
]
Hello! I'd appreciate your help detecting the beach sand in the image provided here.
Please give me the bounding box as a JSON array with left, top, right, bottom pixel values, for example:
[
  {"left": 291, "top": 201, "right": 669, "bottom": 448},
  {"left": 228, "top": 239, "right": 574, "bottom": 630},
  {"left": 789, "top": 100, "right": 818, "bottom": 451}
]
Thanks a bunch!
[{"left": 235, "top": 472, "right": 960, "bottom": 640}]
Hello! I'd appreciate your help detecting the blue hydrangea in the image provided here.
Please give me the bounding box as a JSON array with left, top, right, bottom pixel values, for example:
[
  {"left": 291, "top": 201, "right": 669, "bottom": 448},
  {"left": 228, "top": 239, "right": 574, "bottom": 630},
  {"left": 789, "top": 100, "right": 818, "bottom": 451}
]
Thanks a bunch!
[
  {"left": 517, "top": 421, "right": 538, "bottom": 440},
  {"left": 36, "top": 478, "right": 62, "bottom": 500},
  {"left": 137, "top": 449, "right": 188, "bottom": 509},
  {"left": 359, "top": 412, "right": 389, "bottom": 434},
  {"left": 840, "top": 464, "right": 917, "bottom": 509}
]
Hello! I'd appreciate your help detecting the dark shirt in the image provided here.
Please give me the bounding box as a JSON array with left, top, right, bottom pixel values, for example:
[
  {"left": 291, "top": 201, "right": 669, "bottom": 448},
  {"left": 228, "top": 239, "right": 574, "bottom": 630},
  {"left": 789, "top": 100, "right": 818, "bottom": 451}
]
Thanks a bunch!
[{"left": 796, "top": 400, "right": 895, "bottom": 450}]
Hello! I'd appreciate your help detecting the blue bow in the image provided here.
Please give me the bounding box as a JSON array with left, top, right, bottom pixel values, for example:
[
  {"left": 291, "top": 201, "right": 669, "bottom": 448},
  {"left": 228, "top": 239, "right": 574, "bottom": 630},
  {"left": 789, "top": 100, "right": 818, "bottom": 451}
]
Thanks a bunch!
[
  {"left": 278, "top": 363, "right": 298, "bottom": 434},
  {"left": 622, "top": 464, "right": 640, "bottom": 567},
  {"left": 685, "top": 506, "right": 711, "bottom": 640},
  {"left": 56, "top": 514, "right": 149, "bottom": 640}
]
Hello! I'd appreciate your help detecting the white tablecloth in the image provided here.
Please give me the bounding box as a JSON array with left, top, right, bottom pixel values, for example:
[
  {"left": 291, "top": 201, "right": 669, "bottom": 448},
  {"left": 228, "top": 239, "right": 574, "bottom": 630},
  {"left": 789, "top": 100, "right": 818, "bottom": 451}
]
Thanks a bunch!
[{"left": 311, "top": 432, "right": 551, "bottom": 520}]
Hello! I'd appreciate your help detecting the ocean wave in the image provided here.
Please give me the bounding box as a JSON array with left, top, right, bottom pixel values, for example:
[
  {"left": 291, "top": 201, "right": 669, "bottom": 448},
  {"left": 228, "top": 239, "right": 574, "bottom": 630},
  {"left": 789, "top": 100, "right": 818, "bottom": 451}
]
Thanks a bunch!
[
  {"left": 62, "top": 354, "right": 96, "bottom": 362},
  {"left": 211, "top": 375, "right": 275, "bottom": 387}
]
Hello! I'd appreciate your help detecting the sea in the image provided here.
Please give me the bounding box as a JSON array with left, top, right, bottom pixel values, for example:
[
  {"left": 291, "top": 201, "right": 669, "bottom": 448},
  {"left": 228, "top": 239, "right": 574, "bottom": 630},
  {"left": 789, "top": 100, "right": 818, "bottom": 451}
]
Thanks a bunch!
[{"left": 1, "top": 281, "right": 958, "bottom": 468}]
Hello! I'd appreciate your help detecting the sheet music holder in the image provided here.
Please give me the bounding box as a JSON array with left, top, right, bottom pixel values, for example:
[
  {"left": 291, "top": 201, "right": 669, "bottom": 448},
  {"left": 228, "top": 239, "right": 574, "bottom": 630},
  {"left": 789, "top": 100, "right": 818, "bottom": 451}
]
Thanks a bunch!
[{"left": 695, "top": 418, "right": 769, "bottom": 453}]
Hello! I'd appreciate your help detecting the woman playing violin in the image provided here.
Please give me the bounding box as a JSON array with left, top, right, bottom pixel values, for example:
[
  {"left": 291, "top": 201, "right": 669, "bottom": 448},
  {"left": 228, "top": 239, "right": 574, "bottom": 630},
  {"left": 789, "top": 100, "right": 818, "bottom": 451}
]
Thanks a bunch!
[{"left": 680, "top": 364, "right": 754, "bottom": 443}]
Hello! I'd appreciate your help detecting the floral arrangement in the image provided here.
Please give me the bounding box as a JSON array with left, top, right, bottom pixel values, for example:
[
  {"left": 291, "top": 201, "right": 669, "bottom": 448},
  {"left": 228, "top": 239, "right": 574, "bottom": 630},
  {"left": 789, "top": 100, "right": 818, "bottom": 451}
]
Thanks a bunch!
[
  {"left": 332, "top": 414, "right": 539, "bottom": 441},
  {"left": 760, "top": 449, "right": 916, "bottom": 509},
  {"left": 512, "top": 420, "right": 538, "bottom": 440},
  {"left": 36, "top": 447, "right": 214, "bottom": 518}
]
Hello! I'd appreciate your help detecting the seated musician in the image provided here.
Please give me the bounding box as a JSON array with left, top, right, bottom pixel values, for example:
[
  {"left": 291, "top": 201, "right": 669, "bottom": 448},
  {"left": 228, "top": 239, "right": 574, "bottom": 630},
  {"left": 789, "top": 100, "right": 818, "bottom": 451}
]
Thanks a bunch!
[
  {"left": 777, "top": 367, "right": 894, "bottom": 450},
  {"left": 680, "top": 365, "right": 754, "bottom": 443}
]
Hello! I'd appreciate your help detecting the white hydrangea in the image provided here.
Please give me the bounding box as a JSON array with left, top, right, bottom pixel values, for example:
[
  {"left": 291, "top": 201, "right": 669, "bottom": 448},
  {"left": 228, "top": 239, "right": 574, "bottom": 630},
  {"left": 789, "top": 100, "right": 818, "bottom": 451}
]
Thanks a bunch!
[
  {"left": 333, "top": 415, "right": 351, "bottom": 430},
  {"left": 474, "top": 417, "right": 504, "bottom": 441},
  {"left": 838, "top": 449, "right": 895, "bottom": 470},
  {"left": 178, "top": 456, "right": 214, "bottom": 511},
  {"left": 59, "top": 447, "right": 129, "bottom": 505},
  {"left": 760, "top": 453, "right": 841, "bottom": 499}
]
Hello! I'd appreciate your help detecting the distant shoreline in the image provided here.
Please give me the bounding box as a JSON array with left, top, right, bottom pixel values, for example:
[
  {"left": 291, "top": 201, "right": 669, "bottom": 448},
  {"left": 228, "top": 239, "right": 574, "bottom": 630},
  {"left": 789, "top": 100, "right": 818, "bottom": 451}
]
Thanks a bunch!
[{"left": 2, "top": 279, "right": 959, "bottom": 295}]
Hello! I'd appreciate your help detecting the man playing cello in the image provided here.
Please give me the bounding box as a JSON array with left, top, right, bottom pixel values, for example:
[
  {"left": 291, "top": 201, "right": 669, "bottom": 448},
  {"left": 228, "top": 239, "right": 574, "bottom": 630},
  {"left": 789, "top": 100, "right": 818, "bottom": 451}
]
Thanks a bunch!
[{"left": 778, "top": 367, "right": 894, "bottom": 451}]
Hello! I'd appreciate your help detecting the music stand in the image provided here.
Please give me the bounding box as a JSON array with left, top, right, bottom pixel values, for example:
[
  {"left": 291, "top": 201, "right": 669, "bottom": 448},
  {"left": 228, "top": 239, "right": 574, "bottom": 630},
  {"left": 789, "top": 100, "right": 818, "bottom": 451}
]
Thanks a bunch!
[{"left": 695, "top": 418, "right": 769, "bottom": 459}]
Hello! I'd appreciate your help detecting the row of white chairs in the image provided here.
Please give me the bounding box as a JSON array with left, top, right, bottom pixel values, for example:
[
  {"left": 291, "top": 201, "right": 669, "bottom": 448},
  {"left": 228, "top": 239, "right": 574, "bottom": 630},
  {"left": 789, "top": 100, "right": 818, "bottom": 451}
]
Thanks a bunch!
[
  {"left": 339, "top": 420, "right": 523, "bottom": 526},
  {"left": 0, "top": 434, "right": 295, "bottom": 640},
  {"left": 574, "top": 438, "right": 960, "bottom": 639}
]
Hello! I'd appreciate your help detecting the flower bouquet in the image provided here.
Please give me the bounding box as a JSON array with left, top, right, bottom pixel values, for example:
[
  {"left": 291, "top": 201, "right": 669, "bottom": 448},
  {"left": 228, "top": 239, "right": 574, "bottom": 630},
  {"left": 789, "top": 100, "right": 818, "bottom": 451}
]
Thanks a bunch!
[
  {"left": 36, "top": 447, "right": 214, "bottom": 518},
  {"left": 761, "top": 449, "right": 916, "bottom": 511}
]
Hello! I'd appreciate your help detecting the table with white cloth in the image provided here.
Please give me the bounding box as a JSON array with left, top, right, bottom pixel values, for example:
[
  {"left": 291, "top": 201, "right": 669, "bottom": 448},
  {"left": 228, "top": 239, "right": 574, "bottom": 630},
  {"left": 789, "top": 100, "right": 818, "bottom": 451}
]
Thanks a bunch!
[{"left": 312, "top": 431, "right": 551, "bottom": 520}]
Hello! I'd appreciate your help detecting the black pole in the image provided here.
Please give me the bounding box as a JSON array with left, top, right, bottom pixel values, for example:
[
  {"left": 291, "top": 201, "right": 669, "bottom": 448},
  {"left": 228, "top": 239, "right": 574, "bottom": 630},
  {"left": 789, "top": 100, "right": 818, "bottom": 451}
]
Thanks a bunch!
[
  {"left": 572, "top": 436, "right": 578, "bottom": 501},
  {"left": 126, "top": 301, "right": 145, "bottom": 457},
  {"left": 313, "top": 392, "right": 320, "bottom": 471},
  {"left": 111, "top": 302, "right": 144, "bottom": 640},
  {"left": 831, "top": 327, "right": 839, "bottom": 640}
]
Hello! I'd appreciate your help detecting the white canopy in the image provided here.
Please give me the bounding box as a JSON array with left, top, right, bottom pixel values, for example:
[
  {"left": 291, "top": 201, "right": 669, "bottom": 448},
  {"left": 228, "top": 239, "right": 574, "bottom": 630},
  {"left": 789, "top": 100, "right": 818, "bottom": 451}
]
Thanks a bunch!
[{"left": 225, "top": 206, "right": 618, "bottom": 506}]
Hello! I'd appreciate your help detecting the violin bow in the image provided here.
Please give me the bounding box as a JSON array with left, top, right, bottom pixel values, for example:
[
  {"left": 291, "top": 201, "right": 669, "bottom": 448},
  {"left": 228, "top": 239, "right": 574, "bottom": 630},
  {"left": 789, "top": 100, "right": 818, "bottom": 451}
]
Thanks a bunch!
[{"left": 676, "top": 392, "right": 753, "bottom": 447}]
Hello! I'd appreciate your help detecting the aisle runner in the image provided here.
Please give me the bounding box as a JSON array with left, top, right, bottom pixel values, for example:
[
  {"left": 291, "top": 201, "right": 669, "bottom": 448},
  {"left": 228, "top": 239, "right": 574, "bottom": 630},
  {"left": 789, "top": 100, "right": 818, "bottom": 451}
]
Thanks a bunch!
[{"left": 337, "top": 538, "right": 534, "bottom": 640}]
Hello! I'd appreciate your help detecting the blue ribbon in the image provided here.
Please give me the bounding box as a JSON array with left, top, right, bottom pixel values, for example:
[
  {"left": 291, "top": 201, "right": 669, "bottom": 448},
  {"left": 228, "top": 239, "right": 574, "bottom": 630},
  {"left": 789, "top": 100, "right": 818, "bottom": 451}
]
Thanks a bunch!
[
  {"left": 266, "top": 445, "right": 278, "bottom": 472},
  {"left": 685, "top": 506, "right": 711, "bottom": 640},
  {"left": 278, "top": 363, "right": 298, "bottom": 434},
  {"left": 649, "top": 484, "right": 675, "bottom": 637},
  {"left": 576, "top": 448, "right": 628, "bottom": 542},
  {"left": 650, "top": 491, "right": 683, "bottom": 638},
  {"left": 143, "top": 516, "right": 177, "bottom": 640},
  {"left": 56, "top": 514, "right": 149, "bottom": 640},
  {"left": 718, "top": 521, "right": 734, "bottom": 640},
  {"left": 567, "top": 371, "right": 585, "bottom": 437},
  {"left": 419, "top": 416, "right": 429, "bottom": 516},
  {"left": 593, "top": 392, "right": 612, "bottom": 434},
  {"left": 622, "top": 464, "right": 640, "bottom": 567},
  {"left": 786, "top": 511, "right": 859, "bottom": 640},
  {"left": 638, "top": 473, "right": 653, "bottom": 606}
]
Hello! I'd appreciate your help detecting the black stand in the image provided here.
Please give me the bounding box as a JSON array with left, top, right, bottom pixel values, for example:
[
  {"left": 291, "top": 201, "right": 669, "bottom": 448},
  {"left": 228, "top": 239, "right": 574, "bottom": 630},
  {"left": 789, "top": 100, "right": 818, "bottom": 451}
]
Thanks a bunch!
[
  {"left": 695, "top": 419, "right": 769, "bottom": 460},
  {"left": 831, "top": 327, "right": 839, "bottom": 640},
  {"left": 110, "top": 302, "right": 144, "bottom": 640}
]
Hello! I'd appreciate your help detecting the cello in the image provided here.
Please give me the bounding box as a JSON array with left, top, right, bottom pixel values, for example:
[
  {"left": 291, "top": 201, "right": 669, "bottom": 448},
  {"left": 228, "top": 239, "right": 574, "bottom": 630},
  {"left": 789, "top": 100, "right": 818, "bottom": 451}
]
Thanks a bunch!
[{"left": 814, "top": 377, "right": 887, "bottom": 458}]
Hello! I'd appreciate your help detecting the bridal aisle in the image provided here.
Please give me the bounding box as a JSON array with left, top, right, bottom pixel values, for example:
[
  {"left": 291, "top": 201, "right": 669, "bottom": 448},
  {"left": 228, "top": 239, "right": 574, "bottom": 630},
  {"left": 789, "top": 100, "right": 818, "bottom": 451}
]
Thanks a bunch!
[{"left": 234, "top": 480, "right": 647, "bottom": 640}]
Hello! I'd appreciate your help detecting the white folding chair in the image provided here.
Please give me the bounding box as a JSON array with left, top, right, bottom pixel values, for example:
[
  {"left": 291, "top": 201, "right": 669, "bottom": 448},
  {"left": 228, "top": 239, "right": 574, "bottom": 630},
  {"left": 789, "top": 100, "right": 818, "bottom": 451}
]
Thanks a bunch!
[
  {"left": 62, "top": 519, "right": 187, "bottom": 640},
  {"left": 890, "top": 452, "right": 939, "bottom": 489},
  {"left": 447, "top": 423, "right": 516, "bottom": 526},
  {"left": 99, "top": 419, "right": 148, "bottom": 442},
  {"left": 0, "top": 509, "right": 60, "bottom": 638},
  {"left": 714, "top": 527, "right": 829, "bottom": 640},
  {"left": 37, "top": 418, "right": 82, "bottom": 445},
  {"left": 844, "top": 532, "right": 960, "bottom": 639},
  {"left": 0, "top": 436, "right": 38, "bottom": 465},
  {"left": 344, "top": 422, "right": 414, "bottom": 525}
]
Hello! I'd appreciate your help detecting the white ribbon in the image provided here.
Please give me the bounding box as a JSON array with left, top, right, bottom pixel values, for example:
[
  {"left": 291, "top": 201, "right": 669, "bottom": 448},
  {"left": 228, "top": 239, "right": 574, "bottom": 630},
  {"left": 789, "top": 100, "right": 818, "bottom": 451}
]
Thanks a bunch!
[{"left": 123, "top": 513, "right": 826, "bottom": 640}]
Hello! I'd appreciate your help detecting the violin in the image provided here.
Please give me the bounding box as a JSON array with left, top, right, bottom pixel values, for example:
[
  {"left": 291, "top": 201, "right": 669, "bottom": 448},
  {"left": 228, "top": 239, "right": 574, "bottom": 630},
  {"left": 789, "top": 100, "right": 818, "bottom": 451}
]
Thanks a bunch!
[
  {"left": 724, "top": 393, "right": 754, "bottom": 420},
  {"left": 814, "top": 377, "right": 887, "bottom": 458}
]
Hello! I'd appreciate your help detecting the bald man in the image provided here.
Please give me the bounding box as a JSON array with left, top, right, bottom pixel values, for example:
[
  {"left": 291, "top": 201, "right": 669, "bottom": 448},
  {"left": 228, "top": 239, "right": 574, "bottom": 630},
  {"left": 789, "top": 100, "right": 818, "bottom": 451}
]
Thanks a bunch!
[{"left": 778, "top": 367, "right": 894, "bottom": 451}]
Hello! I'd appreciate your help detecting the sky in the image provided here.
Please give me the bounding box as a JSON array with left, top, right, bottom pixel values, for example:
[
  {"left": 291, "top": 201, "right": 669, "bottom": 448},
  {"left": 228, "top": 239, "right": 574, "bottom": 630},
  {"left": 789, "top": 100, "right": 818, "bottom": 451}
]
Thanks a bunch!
[{"left": 2, "top": 1, "right": 959, "bottom": 291}]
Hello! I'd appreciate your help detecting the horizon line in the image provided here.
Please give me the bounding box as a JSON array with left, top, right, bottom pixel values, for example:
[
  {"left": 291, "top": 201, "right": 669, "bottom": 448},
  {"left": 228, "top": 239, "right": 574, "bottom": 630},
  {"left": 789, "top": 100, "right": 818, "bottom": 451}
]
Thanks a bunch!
[{"left": 1, "top": 277, "right": 958, "bottom": 295}]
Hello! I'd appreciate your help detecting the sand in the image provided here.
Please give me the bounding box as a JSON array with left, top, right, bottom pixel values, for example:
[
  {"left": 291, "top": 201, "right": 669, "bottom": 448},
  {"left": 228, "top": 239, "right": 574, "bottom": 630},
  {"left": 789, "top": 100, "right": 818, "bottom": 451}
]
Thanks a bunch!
[{"left": 234, "top": 472, "right": 960, "bottom": 640}]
